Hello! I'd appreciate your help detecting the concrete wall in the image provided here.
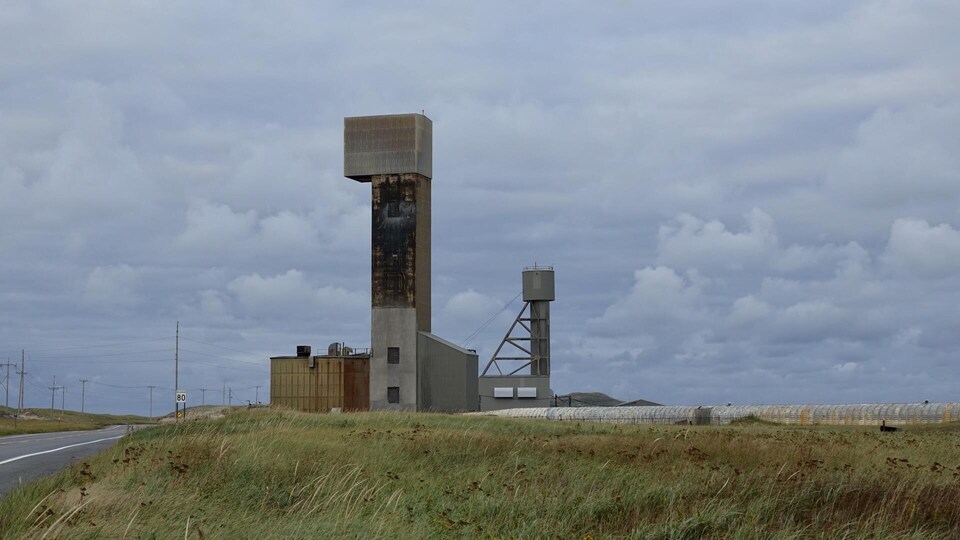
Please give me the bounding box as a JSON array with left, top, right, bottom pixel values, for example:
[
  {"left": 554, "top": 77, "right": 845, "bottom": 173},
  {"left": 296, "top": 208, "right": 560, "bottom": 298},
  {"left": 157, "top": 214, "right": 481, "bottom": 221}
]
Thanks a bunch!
[
  {"left": 370, "top": 308, "right": 419, "bottom": 410},
  {"left": 478, "top": 376, "right": 552, "bottom": 411},
  {"left": 413, "top": 174, "right": 431, "bottom": 333},
  {"left": 368, "top": 173, "right": 431, "bottom": 411},
  {"left": 417, "top": 332, "right": 478, "bottom": 412}
]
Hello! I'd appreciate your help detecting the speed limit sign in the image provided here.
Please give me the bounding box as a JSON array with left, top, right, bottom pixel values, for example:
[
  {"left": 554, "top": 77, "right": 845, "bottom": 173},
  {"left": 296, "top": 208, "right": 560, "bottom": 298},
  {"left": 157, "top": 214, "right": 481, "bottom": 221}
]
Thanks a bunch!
[{"left": 176, "top": 391, "right": 187, "bottom": 403}]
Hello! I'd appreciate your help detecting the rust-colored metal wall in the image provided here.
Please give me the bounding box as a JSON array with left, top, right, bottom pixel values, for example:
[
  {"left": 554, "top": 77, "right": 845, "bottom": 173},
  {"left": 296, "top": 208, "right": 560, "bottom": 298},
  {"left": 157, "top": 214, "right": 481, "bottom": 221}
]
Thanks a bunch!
[
  {"left": 270, "top": 356, "right": 369, "bottom": 412},
  {"left": 343, "top": 357, "right": 370, "bottom": 411}
]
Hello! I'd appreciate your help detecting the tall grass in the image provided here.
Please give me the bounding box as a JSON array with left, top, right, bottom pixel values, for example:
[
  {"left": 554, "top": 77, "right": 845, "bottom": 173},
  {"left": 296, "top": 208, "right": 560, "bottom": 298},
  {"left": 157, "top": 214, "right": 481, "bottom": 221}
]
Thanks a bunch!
[
  {"left": 0, "top": 406, "right": 152, "bottom": 436},
  {"left": 1, "top": 410, "right": 958, "bottom": 538}
]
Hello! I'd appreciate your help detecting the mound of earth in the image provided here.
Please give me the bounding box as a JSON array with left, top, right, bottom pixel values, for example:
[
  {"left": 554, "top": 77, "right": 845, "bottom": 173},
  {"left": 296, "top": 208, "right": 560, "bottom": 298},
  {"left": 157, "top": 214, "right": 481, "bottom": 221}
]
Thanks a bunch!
[{"left": 158, "top": 405, "right": 241, "bottom": 423}]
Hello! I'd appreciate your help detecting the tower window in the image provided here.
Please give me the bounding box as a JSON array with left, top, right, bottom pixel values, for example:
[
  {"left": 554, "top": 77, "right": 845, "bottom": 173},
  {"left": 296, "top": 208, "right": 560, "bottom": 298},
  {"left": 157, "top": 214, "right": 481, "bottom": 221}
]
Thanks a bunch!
[
  {"left": 388, "top": 386, "right": 400, "bottom": 403},
  {"left": 387, "top": 347, "right": 400, "bottom": 364}
]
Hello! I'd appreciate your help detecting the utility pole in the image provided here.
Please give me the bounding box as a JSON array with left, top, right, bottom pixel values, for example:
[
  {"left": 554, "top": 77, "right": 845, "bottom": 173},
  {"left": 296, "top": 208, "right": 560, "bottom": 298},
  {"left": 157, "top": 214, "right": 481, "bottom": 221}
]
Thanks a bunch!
[
  {"left": 254, "top": 385, "right": 261, "bottom": 405},
  {"left": 79, "top": 379, "right": 88, "bottom": 413},
  {"left": 147, "top": 385, "right": 156, "bottom": 422},
  {"left": 59, "top": 385, "right": 65, "bottom": 430},
  {"left": 200, "top": 388, "right": 206, "bottom": 405},
  {"left": 50, "top": 376, "right": 57, "bottom": 410},
  {"left": 174, "top": 321, "right": 179, "bottom": 421},
  {"left": 16, "top": 350, "right": 24, "bottom": 428},
  {"left": 228, "top": 387, "right": 232, "bottom": 406},
  {"left": 2, "top": 359, "right": 11, "bottom": 409},
  {"left": 222, "top": 382, "right": 226, "bottom": 405}
]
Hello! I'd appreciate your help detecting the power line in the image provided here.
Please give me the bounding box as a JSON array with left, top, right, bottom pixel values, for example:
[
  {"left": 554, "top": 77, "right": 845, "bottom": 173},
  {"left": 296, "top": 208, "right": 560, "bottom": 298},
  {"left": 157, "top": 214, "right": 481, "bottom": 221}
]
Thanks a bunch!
[
  {"left": 29, "top": 348, "right": 173, "bottom": 360},
  {"left": 187, "top": 360, "right": 264, "bottom": 373},
  {"left": 26, "top": 374, "right": 48, "bottom": 392},
  {"left": 27, "top": 357, "right": 172, "bottom": 365},
  {"left": 462, "top": 291, "right": 522, "bottom": 346},
  {"left": 0, "top": 337, "right": 172, "bottom": 354},
  {"left": 90, "top": 381, "right": 172, "bottom": 390},
  {"left": 178, "top": 337, "right": 269, "bottom": 359},
  {"left": 177, "top": 348, "right": 264, "bottom": 366}
]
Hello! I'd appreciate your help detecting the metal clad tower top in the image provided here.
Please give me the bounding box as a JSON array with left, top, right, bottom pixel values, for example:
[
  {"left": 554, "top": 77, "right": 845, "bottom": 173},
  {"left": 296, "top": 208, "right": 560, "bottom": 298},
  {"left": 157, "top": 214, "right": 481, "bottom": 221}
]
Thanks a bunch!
[
  {"left": 522, "top": 266, "right": 555, "bottom": 301},
  {"left": 344, "top": 114, "right": 432, "bottom": 181}
]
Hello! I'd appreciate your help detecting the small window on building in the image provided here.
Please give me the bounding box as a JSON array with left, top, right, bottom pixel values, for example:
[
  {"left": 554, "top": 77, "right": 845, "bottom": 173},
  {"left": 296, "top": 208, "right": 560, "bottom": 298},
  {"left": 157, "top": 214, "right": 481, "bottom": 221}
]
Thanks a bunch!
[
  {"left": 388, "top": 386, "right": 400, "bottom": 403},
  {"left": 387, "top": 347, "right": 400, "bottom": 364}
]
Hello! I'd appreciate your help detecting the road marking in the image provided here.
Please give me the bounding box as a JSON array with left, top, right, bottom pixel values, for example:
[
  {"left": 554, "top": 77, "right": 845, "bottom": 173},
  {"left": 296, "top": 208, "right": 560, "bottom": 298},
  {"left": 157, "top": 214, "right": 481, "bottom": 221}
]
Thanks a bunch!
[
  {"left": 0, "top": 434, "right": 86, "bottom": 446},
  {"left": 0, "top": 435, "right": 124, "bottom": 466},
  {"left": 0, "top": 427, "right": 124, "bottom": 446}
]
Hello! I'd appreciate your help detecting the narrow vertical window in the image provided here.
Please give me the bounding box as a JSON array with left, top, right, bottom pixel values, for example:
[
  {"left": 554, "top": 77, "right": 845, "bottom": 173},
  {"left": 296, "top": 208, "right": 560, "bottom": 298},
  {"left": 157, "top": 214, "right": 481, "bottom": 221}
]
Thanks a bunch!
[
  {"left": 388, "top": 386, "right": 400, "bottom": 403},
  {"left": 387, "top": 347, "right": 400, "bottom": 364}
]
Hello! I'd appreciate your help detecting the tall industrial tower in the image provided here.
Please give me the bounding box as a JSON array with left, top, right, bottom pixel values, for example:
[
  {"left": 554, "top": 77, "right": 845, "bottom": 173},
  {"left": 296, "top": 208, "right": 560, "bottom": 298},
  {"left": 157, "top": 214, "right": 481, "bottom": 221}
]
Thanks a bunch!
[
  {"left": 344, "top": 113, "right": 477, "bottom": 413},
  {"left": 479, "top": 266, "right": 555, "bottom": 410},
  {"left": 345, "top": 114, "right": 432, "bottom": 410}
]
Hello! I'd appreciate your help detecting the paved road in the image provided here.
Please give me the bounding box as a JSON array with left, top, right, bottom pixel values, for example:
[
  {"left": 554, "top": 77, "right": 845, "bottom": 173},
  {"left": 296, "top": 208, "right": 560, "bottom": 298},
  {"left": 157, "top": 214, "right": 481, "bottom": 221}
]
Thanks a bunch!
[{"left": 0, "top": 426, "right": 135, "bottom": 497}]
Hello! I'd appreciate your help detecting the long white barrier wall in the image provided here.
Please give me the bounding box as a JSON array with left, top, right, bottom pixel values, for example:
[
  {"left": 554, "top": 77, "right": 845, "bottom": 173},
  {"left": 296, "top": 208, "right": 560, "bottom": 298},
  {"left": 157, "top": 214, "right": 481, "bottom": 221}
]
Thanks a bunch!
[{"left": 473, "top": 402, "right": 960, "bottom": 426}]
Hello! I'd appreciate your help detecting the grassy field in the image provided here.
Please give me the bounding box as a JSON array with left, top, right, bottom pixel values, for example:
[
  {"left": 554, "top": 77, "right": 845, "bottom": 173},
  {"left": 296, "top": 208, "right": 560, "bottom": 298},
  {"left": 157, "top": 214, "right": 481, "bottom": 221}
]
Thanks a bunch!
[
  {"left": 1, "top": 409, "right": 959, "bottom": 538},
  {"left": 0, "top": 406, "right": 152, "bottom": 436}
]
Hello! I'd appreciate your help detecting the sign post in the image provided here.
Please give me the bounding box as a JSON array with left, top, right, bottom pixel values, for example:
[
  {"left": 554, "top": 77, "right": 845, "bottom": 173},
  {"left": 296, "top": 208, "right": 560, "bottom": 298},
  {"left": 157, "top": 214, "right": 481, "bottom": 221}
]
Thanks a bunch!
[{"left": 176, "top": 391, "right": 186, "bottom": 419}]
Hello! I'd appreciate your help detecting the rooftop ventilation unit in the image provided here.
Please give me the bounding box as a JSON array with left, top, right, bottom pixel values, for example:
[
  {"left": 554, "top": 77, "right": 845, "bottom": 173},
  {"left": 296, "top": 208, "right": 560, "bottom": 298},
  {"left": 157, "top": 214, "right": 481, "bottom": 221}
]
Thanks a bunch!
[{"left": 296, "top": 345, "right": 311, "bottom": 358}]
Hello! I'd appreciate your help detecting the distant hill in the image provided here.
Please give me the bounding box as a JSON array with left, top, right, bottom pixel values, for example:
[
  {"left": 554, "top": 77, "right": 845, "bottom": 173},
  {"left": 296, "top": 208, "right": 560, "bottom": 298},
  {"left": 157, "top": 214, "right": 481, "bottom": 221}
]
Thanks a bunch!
[
  {"left": 565, "top": 392, "right": 624, "bottom": 407},
  {"left": 553, "top": 393, "right": 663, "bottom": 407},
  {"left": 618, "top": 398, "right": 663, "bottom": 407}
]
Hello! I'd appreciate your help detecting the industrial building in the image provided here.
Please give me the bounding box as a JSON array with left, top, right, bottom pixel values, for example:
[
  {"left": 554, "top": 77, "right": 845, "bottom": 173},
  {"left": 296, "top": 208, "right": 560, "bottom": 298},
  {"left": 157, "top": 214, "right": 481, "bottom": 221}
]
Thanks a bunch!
[
  {"left": 270, "top": 344, "right": 369, "bottom": 412},
  {"left": 478, "top": 266, "right": 555, "bottom": 411},
  {"left": 267, "top": 113, "right": 939, "bottom": 428},
  {"left": 271, "top": 113, "right": 478, "bottom": 413}
]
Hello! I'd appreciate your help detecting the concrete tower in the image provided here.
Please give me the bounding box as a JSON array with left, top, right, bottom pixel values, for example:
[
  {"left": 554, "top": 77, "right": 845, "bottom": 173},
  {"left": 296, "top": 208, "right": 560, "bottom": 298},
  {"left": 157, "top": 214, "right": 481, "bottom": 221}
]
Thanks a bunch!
[{"left": 345, "top": 113, "right": 432, "bottom": 410}]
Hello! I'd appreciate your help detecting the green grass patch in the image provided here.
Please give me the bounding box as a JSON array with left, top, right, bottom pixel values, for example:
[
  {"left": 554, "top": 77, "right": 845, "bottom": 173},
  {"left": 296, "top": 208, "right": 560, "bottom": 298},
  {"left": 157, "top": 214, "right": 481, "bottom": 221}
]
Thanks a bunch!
[{"left": 1, "top": 409, "right": 959, "bottom": 538}]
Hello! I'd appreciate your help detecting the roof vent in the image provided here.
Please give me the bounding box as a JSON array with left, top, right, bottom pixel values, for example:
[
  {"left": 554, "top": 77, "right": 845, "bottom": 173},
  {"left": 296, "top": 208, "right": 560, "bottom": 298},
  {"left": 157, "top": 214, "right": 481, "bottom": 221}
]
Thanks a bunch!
[{"left": 296, "top": 345, "right": 311, "bottom": 358}]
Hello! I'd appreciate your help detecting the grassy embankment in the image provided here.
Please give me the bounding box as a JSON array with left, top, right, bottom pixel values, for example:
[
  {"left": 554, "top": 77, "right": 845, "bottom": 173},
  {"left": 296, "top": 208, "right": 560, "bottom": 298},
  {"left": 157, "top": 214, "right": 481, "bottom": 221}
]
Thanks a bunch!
[
  {"left": 0, "top": 406, "right": 151, "bottom": 436},
  {"left": 1, "top": 409, "right": 959, "bottom": 538}
]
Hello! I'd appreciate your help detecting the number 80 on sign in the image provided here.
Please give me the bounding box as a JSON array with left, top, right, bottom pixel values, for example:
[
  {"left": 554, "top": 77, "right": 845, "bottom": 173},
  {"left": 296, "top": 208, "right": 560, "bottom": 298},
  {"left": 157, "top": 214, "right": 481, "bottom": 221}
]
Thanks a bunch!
[{"left": 176, "top": 391, "right": 187, "bottom": 403}]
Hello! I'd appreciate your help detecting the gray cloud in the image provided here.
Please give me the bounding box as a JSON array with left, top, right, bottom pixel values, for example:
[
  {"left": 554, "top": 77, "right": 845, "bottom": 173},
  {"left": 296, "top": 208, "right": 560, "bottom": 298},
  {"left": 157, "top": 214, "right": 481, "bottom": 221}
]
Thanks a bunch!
[{"left": 1, "top": 2, "right": 959, "bottom": 413}]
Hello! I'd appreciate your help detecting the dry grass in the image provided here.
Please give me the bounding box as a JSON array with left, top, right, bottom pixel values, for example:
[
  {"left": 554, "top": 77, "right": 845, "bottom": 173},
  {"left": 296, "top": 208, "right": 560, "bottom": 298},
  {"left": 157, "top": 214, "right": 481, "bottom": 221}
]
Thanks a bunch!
[
  {"left": 0, "top": 406, "right": 151, "bottom": 436},
  {"left": 1, "top": 409, "right": 959, "bottom": 538}
]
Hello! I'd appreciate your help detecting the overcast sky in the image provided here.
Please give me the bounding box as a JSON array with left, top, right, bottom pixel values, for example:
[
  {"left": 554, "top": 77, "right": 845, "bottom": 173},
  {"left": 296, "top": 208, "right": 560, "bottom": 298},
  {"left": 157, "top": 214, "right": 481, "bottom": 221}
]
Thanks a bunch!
[{"left": 2, "top": 2, "right": 959, "bottom": 415}]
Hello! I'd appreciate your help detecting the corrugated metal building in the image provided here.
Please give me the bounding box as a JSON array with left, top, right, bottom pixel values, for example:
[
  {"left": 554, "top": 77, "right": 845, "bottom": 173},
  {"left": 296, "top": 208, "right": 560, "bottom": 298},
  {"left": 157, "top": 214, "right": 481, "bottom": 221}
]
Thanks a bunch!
[{"left": 270, "top": 346, "right": 370, "bottom": 412}]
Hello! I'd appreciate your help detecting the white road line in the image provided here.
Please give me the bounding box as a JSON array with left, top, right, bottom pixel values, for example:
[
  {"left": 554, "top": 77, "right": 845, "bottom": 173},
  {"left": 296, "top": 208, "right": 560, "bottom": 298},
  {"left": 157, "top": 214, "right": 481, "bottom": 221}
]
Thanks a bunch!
[
  {"left": 0, "top": 434, "right": 85, "bottom": 446},
  {"left": 0, "top": 435, "right": 124, "bottom": 466},
  {"left": 0, "top": 427, "right": 124, "bottom": 446}
]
